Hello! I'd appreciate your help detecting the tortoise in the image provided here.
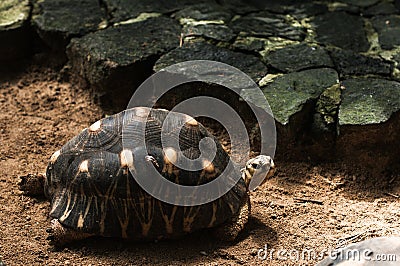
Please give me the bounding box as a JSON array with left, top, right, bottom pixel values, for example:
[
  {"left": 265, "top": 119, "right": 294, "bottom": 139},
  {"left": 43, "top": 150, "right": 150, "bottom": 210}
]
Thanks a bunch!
[
  {"left": 19, "top": 107, "right": 275, "bottom": 245},
  {"left": 317, "top": 236, "right": 400, "bottom": 265}
]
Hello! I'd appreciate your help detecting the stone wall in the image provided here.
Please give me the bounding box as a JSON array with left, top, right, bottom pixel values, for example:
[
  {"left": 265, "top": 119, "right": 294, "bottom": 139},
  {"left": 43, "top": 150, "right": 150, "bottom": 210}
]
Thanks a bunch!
[{"left": 2, "top": 0, "right": 400, "bottom": 175}]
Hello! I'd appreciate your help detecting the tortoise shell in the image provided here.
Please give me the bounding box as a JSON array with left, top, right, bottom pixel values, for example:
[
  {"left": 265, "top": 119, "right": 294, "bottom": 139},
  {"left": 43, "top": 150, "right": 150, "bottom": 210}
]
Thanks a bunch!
[{"left": 45, "top": 107, "right": 247, "bottom": 239}]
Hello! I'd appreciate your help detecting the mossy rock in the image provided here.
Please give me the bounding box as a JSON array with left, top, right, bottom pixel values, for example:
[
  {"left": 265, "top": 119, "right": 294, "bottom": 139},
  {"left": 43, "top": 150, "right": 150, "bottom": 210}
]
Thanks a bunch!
[
  {"left": 67, "top": 16, "right": 181, "bottom": 109},
  {"left": 339, "top": 78, "right": 400, "bottom": 125},
  {"left": 0, "top": 0, "right": 31, "bottom": 61}
]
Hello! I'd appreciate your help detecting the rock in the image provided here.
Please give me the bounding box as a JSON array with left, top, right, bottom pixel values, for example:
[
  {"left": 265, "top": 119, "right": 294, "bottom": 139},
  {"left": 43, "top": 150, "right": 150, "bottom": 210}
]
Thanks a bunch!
[
  {"left": 264, "top": 43, "right": 333, "bottom": 73},
  {"left": 315, "top": 83, "right": 342, "bottom": 130},
  {"left": 238, "top": 0, "right": 327, "bottom": 17},
  {"left": 67, "top": 16, "right": 181, "bottom": 109},
  {"left": 364, "top": 2, "right": 398, "bottom": 16},
  {"left": 338, "top": 0, "right": 380, "bottom": 7},
  {"left": 393, "top": 53, "right": 400, "bottom": 72},
  {"left": 154, "top": 41, "right": 267, "bottom": 83},
  {"left": 232, "top": 37, "right": 266, "bottom": 52},
  {"left": 337, "top": 78, "right": 400, "bottom": 175},
  {"left": 246, "top": 0, "right": 297, "bottom": 13},
  {"left": 242, "top": 68, "right": 339, "bottom": 162},
  {"left": 371, "top": 15, "right": 400, "bottom": 50},
  {"left": 153, "top": 42, "right": 269, "bottom": 155},
  {"left": 3, "top": 0, "right": 397, "bottom": 174},
  {"left": 309, "top": 83, "right": 343, "bottom": 159},
  {"left": 329, "top": 3, "right": 361, "bottom": 14},
  {"left": 104, "top": 0, "right": 173, "bottom": 22},
  {"left": 328, "top": 48, "right": 393, "bottom": 78},
  {"left": 173, "top": 4, "right": 236, "bottom": 42},
  {"left": 216, "top": 0, "right": 260, "bottom": 14},
  {"left": 313, "top": 12, "right": 370, "bottom": 53},
  {"left": 0, "top": 0, "right": 29, "bottom": 28},
  {"left": 173, "top": 3, "right": 233, "bottom": 23},
  {"left": 396, "top": 0, "right": 400, "bottom": 10},
  {"left": 0, "top": 0, "right": 31, "bottom": 61},
  {"left": 339, "top": 78, "right": 400, "bottom": 125},
  {"left": 182, "top": 24, "right": 235, "bottom": 42},
  {"left": 235, "top": 36, "right": 299, "bottom": 55},
  {"left": 32, "top": 0, "right": 106, "bottom": 52},
  {"left": 104, "top": 0, "right": 214, "bottom": 23},
  {"left": 261, "top": 1, "right": 328, "bottom": 19},
  {"left": 230, "top": 11, "right": 306, "bottom": 41},
  {"left": 292, "top": 2, "right": 329, "bottom": 17},
  {"left": 258, "top": 68, "right": 339, "bottom": 126}
]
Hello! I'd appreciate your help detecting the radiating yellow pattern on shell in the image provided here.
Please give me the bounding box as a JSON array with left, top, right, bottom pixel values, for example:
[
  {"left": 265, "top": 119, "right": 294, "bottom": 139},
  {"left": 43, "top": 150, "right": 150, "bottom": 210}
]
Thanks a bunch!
[
  {"left": 89, "top": 120, "right": 102, "bottom": 132},
  {"left": 50, "top": 149, "right": 61, "bottom": 164}
]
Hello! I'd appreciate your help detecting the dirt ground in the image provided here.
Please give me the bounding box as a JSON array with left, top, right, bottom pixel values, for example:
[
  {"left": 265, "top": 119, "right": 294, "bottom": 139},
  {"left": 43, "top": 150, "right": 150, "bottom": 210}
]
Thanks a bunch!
[{"left": 0, "top": 64, "right": 400, "bottom": 266}]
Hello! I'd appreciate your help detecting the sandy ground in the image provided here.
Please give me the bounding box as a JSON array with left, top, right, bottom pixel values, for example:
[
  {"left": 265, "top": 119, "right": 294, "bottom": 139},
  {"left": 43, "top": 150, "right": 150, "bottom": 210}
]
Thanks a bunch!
[{"left": 0, "top": 64, "right": 399, "bottom": 265}]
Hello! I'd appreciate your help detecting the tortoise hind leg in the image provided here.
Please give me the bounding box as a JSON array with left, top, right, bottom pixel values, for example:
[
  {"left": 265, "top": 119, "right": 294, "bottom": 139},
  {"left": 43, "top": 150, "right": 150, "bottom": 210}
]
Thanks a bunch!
[
  {"left": 47, "top": 219, "right": 93, "bottom": 246},
  {"left": 18, "top": 173, "right": 46, "bottom": 196},
  {"left": 214, "top": 197, "right": 250, "bottom": 241}
]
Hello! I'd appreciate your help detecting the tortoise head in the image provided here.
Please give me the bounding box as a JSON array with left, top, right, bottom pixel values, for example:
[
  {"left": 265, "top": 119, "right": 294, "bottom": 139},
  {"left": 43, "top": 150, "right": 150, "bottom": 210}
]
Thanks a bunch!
[{"left": 242, "top": 155, "right": 275, "bottom": 191}]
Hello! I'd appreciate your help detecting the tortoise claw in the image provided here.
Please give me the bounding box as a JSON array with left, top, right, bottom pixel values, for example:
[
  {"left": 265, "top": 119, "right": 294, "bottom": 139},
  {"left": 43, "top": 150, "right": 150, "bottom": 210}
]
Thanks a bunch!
[{"left": 145, "top": 155, "right": 159, "bottom": 168}]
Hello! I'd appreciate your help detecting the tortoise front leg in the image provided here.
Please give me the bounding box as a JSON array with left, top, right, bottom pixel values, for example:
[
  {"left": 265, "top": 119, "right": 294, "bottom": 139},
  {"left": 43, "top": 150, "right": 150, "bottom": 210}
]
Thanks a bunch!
[
  {"left": 214, "top": 196, "right": 250, "bottom": 241},
  {"left": 47, "top": 219, "right": 93, "bottom": 246}
]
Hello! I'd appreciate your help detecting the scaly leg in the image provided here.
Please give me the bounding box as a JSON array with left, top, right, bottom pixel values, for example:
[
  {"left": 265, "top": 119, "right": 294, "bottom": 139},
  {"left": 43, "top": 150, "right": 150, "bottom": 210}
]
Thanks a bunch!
[
  {"left": 47, "top": 219, "right": 93, "bottom": 246},
  {"left": 214, "top": 196, "right": 250, "bottom": 241}
]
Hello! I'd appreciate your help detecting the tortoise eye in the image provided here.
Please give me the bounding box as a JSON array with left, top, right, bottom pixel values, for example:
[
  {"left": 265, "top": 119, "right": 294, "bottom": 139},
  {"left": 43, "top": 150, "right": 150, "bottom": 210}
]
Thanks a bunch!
[{"left": 251, "top": 163, "right": 260, "bottom": 169}]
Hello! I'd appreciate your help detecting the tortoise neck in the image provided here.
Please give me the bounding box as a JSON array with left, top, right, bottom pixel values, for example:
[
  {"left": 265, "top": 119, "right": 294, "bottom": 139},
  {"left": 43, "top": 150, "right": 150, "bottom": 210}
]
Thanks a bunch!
[{"left": 241, "top": 167, "right": 252, "bottom": 188}]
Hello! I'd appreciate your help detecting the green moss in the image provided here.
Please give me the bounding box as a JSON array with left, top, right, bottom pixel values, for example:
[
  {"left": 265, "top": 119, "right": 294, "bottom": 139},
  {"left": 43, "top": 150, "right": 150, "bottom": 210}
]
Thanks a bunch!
[
  {"left": 316, "top": 83, "right": 342, "bottom": 125},
  {"left": 233, "top": 36, "right": 267, "bottom": 52},
  {"left": 115, "top": 13, "right": 161, "bottom": 26},
  {"left": 179, "top": 18, "right": 224, "bottom": 26},
  {"left": 33, "top": 0, "right": 105, "bottom": 35},
  {"left": 0, "top": 0, "right": 30, "bottom": 29},
  {"left": 259, "top": 37, "right": 298, "bottom": 58},
  {"left": 363, "top": 16, "right": 400, "bottom": 73},
  {"left": 243, "top": 68, "right": 339, "bottom": 125},
  {"left": 258, "top": 74, "right": 283, "bottom": 87},
  {"left": 364, "top": 18, "right": 380, "bottom": 55},
  {"left": 339, "top": 78, "right": 400, "bottom": 125}
]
